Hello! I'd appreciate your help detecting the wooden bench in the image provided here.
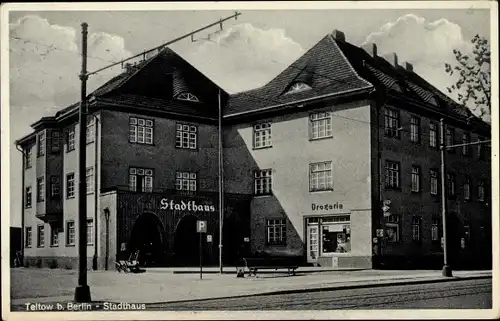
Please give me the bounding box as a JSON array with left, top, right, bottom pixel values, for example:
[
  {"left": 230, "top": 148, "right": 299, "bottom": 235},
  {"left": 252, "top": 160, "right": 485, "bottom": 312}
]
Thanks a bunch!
[{"left": 239, "top": 257, "right": 300, "bottom": 277}]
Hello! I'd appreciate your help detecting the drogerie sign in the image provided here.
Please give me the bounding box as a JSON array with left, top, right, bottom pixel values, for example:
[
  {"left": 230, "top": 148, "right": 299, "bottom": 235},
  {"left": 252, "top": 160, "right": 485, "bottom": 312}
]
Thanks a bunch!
[{"left": 159, "top": 199, "right": 216, "bottom": 212}]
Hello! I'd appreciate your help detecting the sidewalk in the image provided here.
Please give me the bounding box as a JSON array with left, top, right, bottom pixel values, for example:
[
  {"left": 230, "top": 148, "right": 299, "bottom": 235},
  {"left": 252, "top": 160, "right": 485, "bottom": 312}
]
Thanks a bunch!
[{"left": 10, "top": 268, "right": 491, "bottom": 306}]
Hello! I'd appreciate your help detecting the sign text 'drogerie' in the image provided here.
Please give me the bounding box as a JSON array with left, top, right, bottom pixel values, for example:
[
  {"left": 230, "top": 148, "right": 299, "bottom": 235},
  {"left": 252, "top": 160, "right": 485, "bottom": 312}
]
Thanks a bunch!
[
  {"left": 159, "top": 199, "right": 216, "bottom": 212},
  {"left": 311, "top": 202, "right": 344, "bottom": 211}
]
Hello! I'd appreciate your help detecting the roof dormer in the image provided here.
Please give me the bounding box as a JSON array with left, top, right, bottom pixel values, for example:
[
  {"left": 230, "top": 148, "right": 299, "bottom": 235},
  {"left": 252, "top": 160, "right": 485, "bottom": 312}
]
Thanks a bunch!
[
  {"left": 176, "top": 92, "right": 200, "bottom": 102},
  {"left": 285, "top": 82, "right": 312, "bottom": 95}
]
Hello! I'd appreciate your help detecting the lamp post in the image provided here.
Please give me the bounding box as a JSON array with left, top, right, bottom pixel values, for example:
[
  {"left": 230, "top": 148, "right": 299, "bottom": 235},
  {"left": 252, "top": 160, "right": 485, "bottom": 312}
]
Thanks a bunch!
[{"left": 439, "top": 118, "right": 453, "bottom": 277}]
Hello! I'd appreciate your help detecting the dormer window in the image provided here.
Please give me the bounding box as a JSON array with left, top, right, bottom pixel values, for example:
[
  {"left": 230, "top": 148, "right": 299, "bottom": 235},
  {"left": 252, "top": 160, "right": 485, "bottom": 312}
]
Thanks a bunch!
[
  {"left": 286, "top": 82, "right": 312, "bottom": 94},
  {"left": 176, "top": 92, "right": 199, "bottom": 103}
]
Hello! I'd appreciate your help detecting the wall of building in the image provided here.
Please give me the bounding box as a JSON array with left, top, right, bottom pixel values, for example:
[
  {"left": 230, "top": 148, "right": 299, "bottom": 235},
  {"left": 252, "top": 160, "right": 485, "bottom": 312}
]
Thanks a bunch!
[
  {"left": 99, "top": 109, "right": 220, "bottom": 193},
  {"left": 224, "top": 100, "right": 373, "bottom": 266}
]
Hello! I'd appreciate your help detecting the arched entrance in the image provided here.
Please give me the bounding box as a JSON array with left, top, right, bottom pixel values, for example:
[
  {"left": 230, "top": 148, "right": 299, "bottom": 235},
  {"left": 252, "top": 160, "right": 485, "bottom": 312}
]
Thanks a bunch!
[
  {"left": 174, "top": 215, "right": 200, "bottom": 266},
  {"left": 129, "top": 213, "right": 166, "bottom": 267}
]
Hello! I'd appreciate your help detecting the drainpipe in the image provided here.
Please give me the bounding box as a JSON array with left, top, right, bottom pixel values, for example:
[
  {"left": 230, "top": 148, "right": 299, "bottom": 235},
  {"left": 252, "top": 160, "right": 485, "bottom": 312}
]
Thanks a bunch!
[
  {"left": 15, "top": 143, "right": 25, "bottom": 264},
  {"left": 104, "top": 208, "right": 110, "bottom": 271},
  {"left": 91, "top": 114, "right": 99, "bottom": 270}
]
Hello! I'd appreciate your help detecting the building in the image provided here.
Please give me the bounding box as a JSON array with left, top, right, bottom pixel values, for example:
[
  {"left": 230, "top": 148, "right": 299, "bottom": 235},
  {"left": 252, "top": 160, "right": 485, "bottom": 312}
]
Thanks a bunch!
[{"left": 15, "top": 29, "right": 491, "bottom": 270}]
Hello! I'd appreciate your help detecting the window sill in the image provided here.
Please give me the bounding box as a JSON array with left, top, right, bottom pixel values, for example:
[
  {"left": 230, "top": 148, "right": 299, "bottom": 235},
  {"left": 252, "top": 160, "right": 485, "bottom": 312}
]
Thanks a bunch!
[
  {"left": 310, "top": 189, "right": 333, "bottom": 194},
  {"left": 66, "top": 244, "right": 75, "bottom": 247},
  {"left": 66, "top": 196, "right": 75, "bottom": 200},
  {"left": 36, "top": 200, "right": 45, "bottom": 203},
  {"left": 87, "top": 243, "right": 94, "bottom": 246},
  {"left": 25, "top": 206, "right": 32, "bottom": 209},
  {"left": 410, "top": 190, "right": 421, "bottom": 194},
  {"left": 50, "top": 245, "right": 59, "bottom": 248},
  {"left": 37, "top": 246, "right": 45, "bottom": 248},
  {"left": 385, "top": 187, "right": 402, "bottom": 191},
  {"left": 253, "top": 145, "right": 273, "bottom": 150},
  {"left": 25, "top": 167, "right": 33, "bottom": 170},
  {"left": 254, "top": 194, "right": 272, "bottom": 199},
  {"left": 309, "top": 135, "right": 333, "bottom": 142},
  {"left": 25, "top": 246, "right": 32, "bottom": 248},
  {"left": 129, "top": 141, "right": 155, "bottom": 146}
]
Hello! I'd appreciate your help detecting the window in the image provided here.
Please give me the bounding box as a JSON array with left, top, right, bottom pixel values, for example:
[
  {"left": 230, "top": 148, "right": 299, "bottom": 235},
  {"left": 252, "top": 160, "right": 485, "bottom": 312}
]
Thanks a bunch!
[
  {"left": 254, "top": 169, "right": 272, "bottom": 196},
  {"left": 411, "top": 166, "right": 421, "bottom": 192},
  {"left": 286, "top": 82, "right": 311, "bottom": 94},
  {"left": 384, "top": 108, "right": 400, "bottom": 138},
  {"left": 310, "top": 112, "right": 332, "bottom": 140},
  {"left": 50, "top": 226, "right": 59, "bottom": 246},
  {"left": 320, "top": 217, "right": 351, "bottom": 253},
  {"left": 447, "top": 173, "right": 456, "bottom": 198},
  {"left": 431, "top": 219, "right": 440, "bottom": 242},
  {"left": 86, "top": 117, "right": 95, "bottom": 144},
  {"left": 310, "top": 161, "right": 333, "bottom": 192},
  {"left": 87, "top": 219, "right": 93, "bottom": 245},
  {"left": 86, "top": 167, "right": 94, "bottom": 194},
  {"left": 253, "top": 123, "right": 272, "bottom": 148},
  {"left": 266, "top": 218, "right": 286, "bottom": 245},
  {"left": 25, "top": 145, "right": 33, "bottom": 168},
  {"left": 51, "top": 131, "right": 61, "bottom": 153},
  {"left": 477, "top": 137, "right": 486, "bottom": 160},
  {"left": 412, "top": 216, "right": 422, "bottom": 242},
  {"left": 463, "top": 176, "right": 471, "bottom": 200},
  {"left": 67, "top": 125, "right": 76, "bottom": 152},
  {"left": 410, "top": 117, "right": 421, "bottom": 143},
  {"left": 446, "top": 128, "right": 455, "bottom": 153},
  {"left": 66, "top": 173, "right": 75, "bottom": 199},
  {"left": 385, "top": 161, "right": 400, "bottom": 189},
  {"left": 25, "top": 227, "right": 32, "bottom": 248},
  {"left": 385, "top": 215, "right": 400, "bottom": 242},
  {"left": 66, "top": 221, "right": 75, "bottom": 246},
  {"left": 25, "top": 186, "right": 32, "bottom": 208},
  {"left": 429, "top": 122, "right": 438, "bottom": 148},
  {"left": 175, "top": 124, "right": 197, "bottom": 149},
  {"left": 176, "top": 92, "right": 199, "bottom": 102},
  {"left": 129, "top": 117, "right": 153, "bottom": 144},
  {"left": 464, "top": 222, "right": 471, "bottom": 245},
  {"left": 37, "top": 132, "right": 45, "bottom": 156},
  {"left": 477, "top": 181, "right": 485, "bottom": 202},
  {"left": 176, "top": 172, "right": 197, "bottom": 191},
  {"left": 51, "top": 176, "right": 60, "bottom": 198},
  {"left": 462, "top": 133, "right": 470, "bottom": 156},
  {"left": 37, "top": 225, "right": 45, "bottom": 247},
  {"left": 430, "top": 169, "right": 438, "bottom": 195},
  {"left": 36, "top": 177, "right": 45, "bottom": 202},
  {"left": 129, "top": 168, "right": 153, "bottom": 192}
]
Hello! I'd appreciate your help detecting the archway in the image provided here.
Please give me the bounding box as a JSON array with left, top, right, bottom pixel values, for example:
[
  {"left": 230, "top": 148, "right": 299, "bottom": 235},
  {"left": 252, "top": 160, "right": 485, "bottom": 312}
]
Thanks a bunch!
[
  {"left": 174, "top": 215, "right": 200, "bottom": 266},
  {"left": 129, "top": 213, "right": 166, "bottom": 267}
]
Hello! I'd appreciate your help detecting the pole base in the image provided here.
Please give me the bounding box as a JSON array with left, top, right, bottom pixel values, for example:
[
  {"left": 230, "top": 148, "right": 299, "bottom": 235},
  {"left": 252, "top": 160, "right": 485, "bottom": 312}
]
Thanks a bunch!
[
  {"left": 442, "top": 265, "right": 453, "bottom": 277},
  {"left": 74, "top": 285, "right": 92, "bottom": 302}
]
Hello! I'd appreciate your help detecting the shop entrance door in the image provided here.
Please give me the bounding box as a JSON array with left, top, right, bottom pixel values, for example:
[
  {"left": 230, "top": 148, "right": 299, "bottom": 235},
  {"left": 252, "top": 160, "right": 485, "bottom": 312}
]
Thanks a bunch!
[{"left": 307, "top": 225, "right": 319, "bottom": 263}]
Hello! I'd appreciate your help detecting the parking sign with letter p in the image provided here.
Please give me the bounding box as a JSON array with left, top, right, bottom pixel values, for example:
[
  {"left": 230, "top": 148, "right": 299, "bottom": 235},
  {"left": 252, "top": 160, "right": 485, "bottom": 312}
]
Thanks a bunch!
[{"left": 196, "top": 220, "right": 207, "bottom": 233}]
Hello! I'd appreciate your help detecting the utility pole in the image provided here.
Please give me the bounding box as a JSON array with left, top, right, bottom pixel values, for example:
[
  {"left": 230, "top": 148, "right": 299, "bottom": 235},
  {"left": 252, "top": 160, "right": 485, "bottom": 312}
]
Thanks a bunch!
[
  {"left": 218, "top": 88, "right": 224, "bottom": 274},
  {"left": 74, "top": 22, "right": 91, "bottom": 302},
  {"left": 440, "top": 118, "right": 452, "bottom": 277}
]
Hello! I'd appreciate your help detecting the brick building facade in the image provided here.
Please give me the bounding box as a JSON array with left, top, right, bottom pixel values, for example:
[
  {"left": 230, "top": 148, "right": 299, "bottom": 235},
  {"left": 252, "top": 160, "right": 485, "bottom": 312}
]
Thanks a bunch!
[{"left": 15, "top": 29, "right": 491, "bottom": 270}]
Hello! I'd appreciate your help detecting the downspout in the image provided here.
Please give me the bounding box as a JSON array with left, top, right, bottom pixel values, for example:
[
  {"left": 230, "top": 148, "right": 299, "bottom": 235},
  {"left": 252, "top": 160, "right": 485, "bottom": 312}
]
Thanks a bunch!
[
  {"left": 15, "top": 143, "right": 25, "bottom": 264},
  {"left": 92, "top": 114, "right": 99, "bottom": 270}
]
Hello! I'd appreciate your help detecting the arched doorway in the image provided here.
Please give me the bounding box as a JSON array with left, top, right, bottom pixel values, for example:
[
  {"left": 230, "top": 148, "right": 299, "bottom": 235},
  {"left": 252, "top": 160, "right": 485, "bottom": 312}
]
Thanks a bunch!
[
  {"left": 174, "top": 215, "right": 200, "bottom": 266},
  {"left": 129, "top": 213, "right": 166, "bottom": 267}
]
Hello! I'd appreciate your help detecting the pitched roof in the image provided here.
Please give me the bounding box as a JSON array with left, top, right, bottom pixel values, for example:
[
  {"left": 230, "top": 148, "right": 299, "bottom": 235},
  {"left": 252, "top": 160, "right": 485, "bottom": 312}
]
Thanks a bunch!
[{"left": 225, "top": 34, "right": 373, "bottom": 116}]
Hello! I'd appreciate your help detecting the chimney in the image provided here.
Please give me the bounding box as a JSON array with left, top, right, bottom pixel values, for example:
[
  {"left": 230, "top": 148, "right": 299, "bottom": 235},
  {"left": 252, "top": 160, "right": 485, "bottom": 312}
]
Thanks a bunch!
[
  {"left": 403, "top": 61, "right": 413, "bottom": 72},
  {"left": 361, "top": 43, "right": 378, "bottom": 57},
  {"left": 331, "top": 29, "right": 346, "bottom": 42},
  {"left": 382, "top": 52, "right": 398, "bottom": 67}
]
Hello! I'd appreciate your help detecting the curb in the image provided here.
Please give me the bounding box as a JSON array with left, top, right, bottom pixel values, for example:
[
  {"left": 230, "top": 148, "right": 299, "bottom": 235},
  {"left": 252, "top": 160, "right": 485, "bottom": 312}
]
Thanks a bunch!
[
  {"left": 146, "top": 274, "right": 492, "bottom": 305},
  {"left": 167, "top": 268, "right": 367, "bottom": 274}
]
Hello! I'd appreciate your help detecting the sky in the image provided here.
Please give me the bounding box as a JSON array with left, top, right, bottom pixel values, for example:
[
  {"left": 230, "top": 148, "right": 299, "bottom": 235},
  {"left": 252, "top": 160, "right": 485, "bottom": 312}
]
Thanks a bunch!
[{"left": 2, "top": 2, "right": 494, "bottom": 227}]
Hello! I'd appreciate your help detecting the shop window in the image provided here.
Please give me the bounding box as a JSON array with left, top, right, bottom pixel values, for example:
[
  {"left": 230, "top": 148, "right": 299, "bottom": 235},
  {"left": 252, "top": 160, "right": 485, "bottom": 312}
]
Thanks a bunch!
[
  {"left": 384, "top": 108, "right": 400, "bottom": 138},
  {"left": 129, "top": 117, "right": 154, "bottom": 145},
  {"left": 309, "top": 161, "right": 333, "bottom": 192},
  {"left": 385, "top": 215, "right": 400, "bottom": 242},
  {"left": 321, "top": 218, "right": 351, "bottom": 253},
  {"left": 412, "top": 216, "right": 422, "bottom": 243},
  {"left": 253, "top": 123, "right": 272, "bottom": 149},
  {"left": 266, "top": 219, "right": 286, "bottom": 245},
  {"left": 175, "top": 123, "right": 197, "bottom": 149},
  {"left": 254, "top": 169, "right": 272, "bottom": 196},
  {"left": 310, "top": 111, "right": 332, "bottom": 140},
  {"left": 129, "top": 167, "right": 153, "bottom": 192}
]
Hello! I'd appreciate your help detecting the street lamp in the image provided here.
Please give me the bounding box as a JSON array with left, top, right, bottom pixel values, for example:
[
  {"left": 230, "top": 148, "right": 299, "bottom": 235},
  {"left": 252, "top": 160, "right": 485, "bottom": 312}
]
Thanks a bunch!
[{"left": 439, "top": 118, "right": 453, "bottom": 277}]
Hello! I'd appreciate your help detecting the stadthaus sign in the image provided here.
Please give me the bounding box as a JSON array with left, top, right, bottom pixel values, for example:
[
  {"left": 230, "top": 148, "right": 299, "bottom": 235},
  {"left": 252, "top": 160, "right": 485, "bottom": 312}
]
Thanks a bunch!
[{"left": 159, "top": 199, "right": 216, "bottom": 212}]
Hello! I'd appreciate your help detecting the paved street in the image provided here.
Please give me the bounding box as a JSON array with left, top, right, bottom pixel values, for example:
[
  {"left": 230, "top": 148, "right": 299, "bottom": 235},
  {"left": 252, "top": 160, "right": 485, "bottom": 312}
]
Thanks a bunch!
[{"left": 148, "top": 278, "right": 492, "bottom": 310}]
